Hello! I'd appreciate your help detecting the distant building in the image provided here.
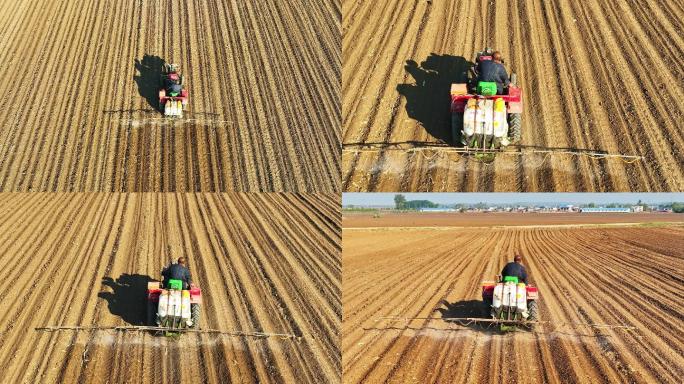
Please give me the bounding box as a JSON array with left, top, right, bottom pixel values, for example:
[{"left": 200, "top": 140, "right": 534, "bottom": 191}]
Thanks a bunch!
[
  {"left": 631, "top": 205, "right": 644, "bottom": 212},
  {"left": 580, "top": 207, "right": 631, "bottom": 213},
  {"left": 418, "top": 208, "right": 456, "bottom": 212}
]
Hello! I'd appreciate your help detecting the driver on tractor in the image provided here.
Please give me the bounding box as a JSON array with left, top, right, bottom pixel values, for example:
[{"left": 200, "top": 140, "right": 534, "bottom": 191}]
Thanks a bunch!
[
  {"left": 162, "top": 257, "right": 192, "bottom": 289},
  {"left": 476, "top": 51, "right": 510, "bottom": 95},
  {"left": 165, "top": 73, "right": 183, "bottom": 96},
  {"left": 501, "top": 254, "right": 527, "bottom": 284}
]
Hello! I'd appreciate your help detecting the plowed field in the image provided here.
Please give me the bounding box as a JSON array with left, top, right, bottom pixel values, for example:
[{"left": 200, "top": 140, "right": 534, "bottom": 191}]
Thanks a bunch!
[
  {"left": 0, "top": 0, "right": 340, "bottom": 192},
  {"left": 343, "top": 223, "right": 684, "bottom": 383},
  {"left": 343, "top": 212, "right": 684, "bottom": 228},
  {"left": 342, "top": 0, "right": 684, "bottom": 192},
  {"left": 0, "top": 193, "right": 340, "bottom": 383}
]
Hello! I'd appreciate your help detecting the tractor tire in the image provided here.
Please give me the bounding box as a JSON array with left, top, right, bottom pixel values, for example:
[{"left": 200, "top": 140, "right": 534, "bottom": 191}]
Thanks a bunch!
[
  {"left": 146, "top": 301, "right": 156, "bottom": 326},
  {"left": 527, "top": 300, "right": 539, "bottom": 331},
  {"left": 528, "top": 300, "right": 539, "bottom": 321},
  {"left": 508, "top": 113, "right": 522, "bottom": 143},
  {"left": 452, "top": 113, "right": 464, "bottom": 146},
  {"left": 191, "top": 304, "right": 200, "bottom": 329}
]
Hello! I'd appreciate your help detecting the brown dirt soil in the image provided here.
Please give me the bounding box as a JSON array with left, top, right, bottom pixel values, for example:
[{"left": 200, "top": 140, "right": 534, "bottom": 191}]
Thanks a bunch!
[
  {"left": 343, "top": 212, "right": 684, "bottom": 228},
  {"left": 0, "top": 0, "right": 340, "bottom": 192},
  {"left": 342, "top": 0, "right": 684, "bottom": 192},
  {"left": 343, "top": 224, "right": 684, "bottom": 383},
  {"left": 0, "top": 193, "right": 340, "bottom": 383}
]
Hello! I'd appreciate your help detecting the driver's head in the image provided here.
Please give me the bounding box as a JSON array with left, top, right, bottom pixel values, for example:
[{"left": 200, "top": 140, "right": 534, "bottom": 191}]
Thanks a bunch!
[
  {"left": 178, "top": 256, "right": 187, "bottom": 266},
  {"left": 493, "top": 51, "right": 503, "bottom": 63},
  {"left": 514, "top": 254, "right": 522, "bottom": 263}
]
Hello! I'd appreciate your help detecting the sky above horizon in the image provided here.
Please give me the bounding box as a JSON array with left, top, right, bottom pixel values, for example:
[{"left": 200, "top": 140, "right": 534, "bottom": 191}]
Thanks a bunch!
[{"left": 342, "top": 193, "right": 684, "bottom": 206}]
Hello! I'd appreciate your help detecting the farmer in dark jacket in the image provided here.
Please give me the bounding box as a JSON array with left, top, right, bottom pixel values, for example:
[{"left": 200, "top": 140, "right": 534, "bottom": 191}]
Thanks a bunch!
[
  {"left": 165, "top": 73, "right": 183, "bottom": 96},
  {"left": 478, "top": 51, "right": 510, "bottom": 94},
  {"left": 501, "top": 254, "right": 527, "bottom": 284},
  {"left": 162, "top": 257, "right": 192, "bottom": 289}
]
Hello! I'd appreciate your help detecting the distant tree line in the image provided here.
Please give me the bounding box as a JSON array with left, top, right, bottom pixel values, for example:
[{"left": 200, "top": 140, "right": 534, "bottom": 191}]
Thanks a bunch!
[
  {"left": 394, "top": 194, "right": 438, "bottom": 210},
  {"left": 673, "top": 202, "right": 684, "bottom": 213},
  {"left": 342, "top": 205, "right": 379, "bottom": 212}
]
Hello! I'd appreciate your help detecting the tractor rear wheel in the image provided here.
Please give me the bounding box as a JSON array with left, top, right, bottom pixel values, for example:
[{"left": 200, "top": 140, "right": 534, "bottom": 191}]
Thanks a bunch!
[
  {"left": 452, "top": 113, "right": 464, "bottom": 146},
  {"left": 191, "top": 304, "right": 200, "bottom": 329},
  {"left": 508, "top": 113, "right": 521, "bottom": 143},
  {"left": 527, "top": 300, "right": 539, "bottom": 331},
  {"left": 528, "top": 300, "right": 538, "bottom": 321}
]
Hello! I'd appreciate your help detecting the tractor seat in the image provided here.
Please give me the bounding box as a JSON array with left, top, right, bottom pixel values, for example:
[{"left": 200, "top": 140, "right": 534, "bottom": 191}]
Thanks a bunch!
[
  {"left": 477, "top": 81, "right": 497, "bottom": 96},
  {"left": 502, "top": 276, "right": 519, "bottom": 284},
  {"left": 167, "top": 279, "right": 183, "bottom": 290}
]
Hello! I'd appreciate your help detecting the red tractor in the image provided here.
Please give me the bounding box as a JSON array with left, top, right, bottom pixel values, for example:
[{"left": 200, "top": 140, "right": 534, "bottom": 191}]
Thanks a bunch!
[
  {"left": 159, "top": 63, "right": 188, "bottom": 118},
  {"left": 451, "top": 48, "right": 523, "bottom": 150},
  {"left": 146, "top": 278, "right": 201, "bottom": 330},
  {"left": 482, "top": 275, "right": 539, "bottom": 331}
]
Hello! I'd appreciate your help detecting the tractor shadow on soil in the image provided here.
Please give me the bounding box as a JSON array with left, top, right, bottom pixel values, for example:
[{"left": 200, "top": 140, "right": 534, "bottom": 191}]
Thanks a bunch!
[
  {"left": 98, "top": 274, "right": 153, "bottom": 326},
  {"left": 134, "top": 54, "right": 166, "bottom": 111},
  {"left": 437, "top": 299, "right": 503, "bottom": 334},
  {"left": 397, "top": 53, "right": 474, "bottom": 144}
]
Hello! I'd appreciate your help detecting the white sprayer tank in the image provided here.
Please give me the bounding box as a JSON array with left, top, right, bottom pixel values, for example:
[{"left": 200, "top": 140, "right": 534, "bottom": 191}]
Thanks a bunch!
[
  {"left": 516, "top": 283, "right": 528, "bottom": 315},
  {"left": 158, "top": 291, "right": 169, "bottom": 318},
  {"left": 181, "top": 290, "right": 191, "bottom": 324},
  {"left": 463, "top": 98, "right": 478, "bottom": 137},
  {"left": 157, "top": 289, "right": 192, "bottom": 327},
  {"left": 502, "top": 282, "right": 515, "bottom": 309},
  {"left": 492, "top": 98, "right": 508, "bottom": 139},
  {"left": 169, "top": 291, "right": 182, "bottom": 317},
  {"left": 482, "top": 99, "right": 494, "bottom": 136},
  {"left": 158, "top": 290, "right": 182, "bottom": 318},
  {"left": 492, "top": 283, "right": 503, "bottom": 311}
]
